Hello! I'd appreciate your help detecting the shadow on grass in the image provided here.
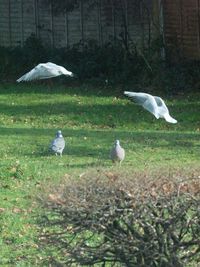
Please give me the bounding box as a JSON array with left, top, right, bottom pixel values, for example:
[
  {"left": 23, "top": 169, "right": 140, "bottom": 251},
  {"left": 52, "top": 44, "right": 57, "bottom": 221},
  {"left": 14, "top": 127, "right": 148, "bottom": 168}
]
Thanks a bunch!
[
  {"left": 63, "top": 161, "right": 109, "bottom": 169},
  {"left": 0, "top": 101, "right": 198, "bottom": 127},
  {"left": 0, "top": 101, "right": 129, "bottom": 116},
  {"left": 0, "top": 82, "right": 117, "bottom": 97},
  {"left": 37, "top": 145, "right": 110, "bottom": 160},
  {"left": 1, "top": 82, "right": 199, "bottom": 132},
  {"left": 0, "top": 126, "right": 199, "bottom": 158}
]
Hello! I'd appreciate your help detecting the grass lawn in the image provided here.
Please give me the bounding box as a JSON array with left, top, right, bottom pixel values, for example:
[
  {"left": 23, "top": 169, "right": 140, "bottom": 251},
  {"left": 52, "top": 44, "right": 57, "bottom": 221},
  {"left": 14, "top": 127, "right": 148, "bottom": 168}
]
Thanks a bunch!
[{"left": 0, "top": 82, "right": 199, "bottom": 265}]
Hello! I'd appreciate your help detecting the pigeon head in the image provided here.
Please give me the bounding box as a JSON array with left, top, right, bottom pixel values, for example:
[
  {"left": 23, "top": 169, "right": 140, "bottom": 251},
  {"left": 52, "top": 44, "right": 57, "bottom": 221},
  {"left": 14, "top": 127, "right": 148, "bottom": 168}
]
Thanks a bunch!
[
  {"left": 56, "top": 130, "right": 63, "bottom": 137},
  {"left": 115, "top": 140, "right": 120, "bottom": 146}
]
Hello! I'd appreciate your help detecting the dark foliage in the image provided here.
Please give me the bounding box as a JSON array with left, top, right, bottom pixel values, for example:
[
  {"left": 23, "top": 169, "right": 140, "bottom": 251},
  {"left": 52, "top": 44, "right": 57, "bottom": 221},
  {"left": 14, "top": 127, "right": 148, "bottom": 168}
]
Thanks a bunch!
[
  {"left": 0, "top": 34, "right": 48, "bottom": 80},
  {"left": 1, "top": 33, "right": 200, "bottom": 93},
  {"left": 39, "top": 169, "right": 200, "bottom": 266}
]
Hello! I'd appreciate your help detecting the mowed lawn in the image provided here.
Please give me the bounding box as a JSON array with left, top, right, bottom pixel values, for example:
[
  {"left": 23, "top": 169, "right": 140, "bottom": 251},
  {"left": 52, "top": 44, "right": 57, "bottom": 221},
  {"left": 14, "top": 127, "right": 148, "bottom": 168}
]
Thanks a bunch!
[{"left": 0, "top": 82, "right": 199, "bottom": 265}]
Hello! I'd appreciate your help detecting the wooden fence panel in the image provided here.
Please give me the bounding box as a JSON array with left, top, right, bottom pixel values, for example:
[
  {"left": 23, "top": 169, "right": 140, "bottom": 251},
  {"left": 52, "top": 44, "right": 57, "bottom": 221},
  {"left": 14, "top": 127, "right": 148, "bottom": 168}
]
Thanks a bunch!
[
  {"left": 82, "top": 1, "right": 99, "bottom": 43},
  {"left": 163, "top": 0, "right": 200, "bottom": 59},
  {"left": 0, "top": 0, "right": 11, "bottom": 46},
  {"left": 23, "top": 0, "right": 37, "bottom": 44},
  {"left": 53, "top": 13, "right": 66, "bottom": 48},
  {"left": 100, "top": 0, "right": 114, "bottom": 44},
  {"left": 181, "top": 0, "right": 200, "bottom": 58},
  {"left": 37, "top": 0, "right": 52, "bottom": 46},
  {"left": 10, "top": 0, "right": 22, "bottom": 46},
  {"left": 67, "top": 7, "right": 82, "bottom": 46},
  {"left": 0, "top": 0, "right": 155, "bottom": 49}
]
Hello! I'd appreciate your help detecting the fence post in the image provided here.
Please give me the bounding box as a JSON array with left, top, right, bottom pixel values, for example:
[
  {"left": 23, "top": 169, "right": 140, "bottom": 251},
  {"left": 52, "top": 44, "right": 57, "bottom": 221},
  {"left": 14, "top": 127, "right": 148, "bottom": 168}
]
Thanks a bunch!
[
  {"left": 159, "top": 0, "right": 165, "bottom": 59},
  {"left": 140, "top": 0, "right": 145, "bottom": 50},
  {"left": 80, "top": 0, "right": 84, "bottom": 44},
  {"left": 111, "top": 0, "right": 116, "bottom": 42},
  {"left": 179, "top": 0, "right": 183, "bottom": 55},
  {"left": 152, "top": 0, "right": 166, "bottom": 59},
  {"left": 65, "top": 11, "right": 69, "bottom": 47},
  {"left": 123, "top": 0, "right": 129, "bottom": 50},
  {"left": 20, "top": 0, "right": 24, "bottom": 47},
  {"left": 97, "top": 0, "right": 103, "bottom": 45},
  {"left": 198, "top": 0, "right": 200, "bottom": 55},
  {"left": 34, "top": 0, "right": 39, "bottom": 37},
  {"left": 49, "top": 0, "right": 54, "bottom": 47},
  {"left": 8, "top": 0, "right": 12, "bottom": 46}
]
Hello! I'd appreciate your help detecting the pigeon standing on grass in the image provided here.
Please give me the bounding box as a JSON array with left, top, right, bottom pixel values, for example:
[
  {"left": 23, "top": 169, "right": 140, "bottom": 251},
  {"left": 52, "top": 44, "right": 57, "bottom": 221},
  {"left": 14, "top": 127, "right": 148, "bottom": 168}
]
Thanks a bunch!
[
  {"left": 17, "top": 62, "right": 74, "bottom": 82},
  {"left": 124, "top": 91, "right": 177, "bottom": 124},
  {"left": 110, "top": 140, "right": 125, "bottom": 165},
  {"left": 50, "top": 130, "right": 65, "bottom": 156}
]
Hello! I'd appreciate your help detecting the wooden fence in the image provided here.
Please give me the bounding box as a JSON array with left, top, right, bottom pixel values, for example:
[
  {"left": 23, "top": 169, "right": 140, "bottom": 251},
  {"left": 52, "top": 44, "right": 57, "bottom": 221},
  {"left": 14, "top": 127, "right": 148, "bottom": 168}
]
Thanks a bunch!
[
  {"left": 163, "top": 0, "right": 200, "bottom": 59},
  {"left": 0, "top": 0, "right": 157, "bottom": 48}
]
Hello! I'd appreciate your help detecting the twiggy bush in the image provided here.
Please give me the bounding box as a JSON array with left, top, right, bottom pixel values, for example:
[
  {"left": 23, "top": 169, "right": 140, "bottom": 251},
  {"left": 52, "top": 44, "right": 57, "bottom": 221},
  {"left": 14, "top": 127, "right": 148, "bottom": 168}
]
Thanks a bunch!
[{"left": 39, "top": 169, "right": 200, "bottom": 266}]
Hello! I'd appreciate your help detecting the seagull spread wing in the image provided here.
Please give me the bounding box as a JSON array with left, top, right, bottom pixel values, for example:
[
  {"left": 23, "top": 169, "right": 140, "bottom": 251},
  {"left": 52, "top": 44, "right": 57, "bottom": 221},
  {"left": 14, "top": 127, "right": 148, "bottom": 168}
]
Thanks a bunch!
[
  {"left": 45, "top": 62, "right": 73, "bottom": 76},
  {"left": 124, "top": 91, "right": 150, "bottom": 105},
  {"left": 16, "top": 67, "right": 40, "bottom": 82},
  {"left": 124, "top": 91, "right": 177, "bottom": 123},
  {"left": 124, "top": 91, "right": 158, "bottom": 118},
  {"left": 17, "top": 64, "right": 53, "bottom": 82},
  {"left": 45, "top": 62, "right": 58, "bottom": 68},
  {"left": 154, "top": 96, "right": 177, "bottom": 123},
  {"left": 37, "top": 64, "right": 59, "bottom": 79},
  {"left": 152, "top": 96, "right": 169, "bottom": 118},
  {"left": 154, "top": 96, "right": 168, "bottom": 111},
  {"left": 17, "top": 62, "right": 73, "bottom": 82}
]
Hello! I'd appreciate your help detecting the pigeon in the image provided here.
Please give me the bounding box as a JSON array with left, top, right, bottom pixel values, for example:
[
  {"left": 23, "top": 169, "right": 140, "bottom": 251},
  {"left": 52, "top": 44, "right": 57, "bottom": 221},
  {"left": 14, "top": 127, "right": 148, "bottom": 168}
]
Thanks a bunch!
[
  {"left": 124, "top": 91, "right": 177, "bottom": 124},
  {"left": 50, "top": 130, "right": 65, "bottom": 156},
  {"left": 17, "top": 62, "right": 73, "bottom": 82},
  {"left": 110, "top": 140, "right": 125, "bottom": 165}
]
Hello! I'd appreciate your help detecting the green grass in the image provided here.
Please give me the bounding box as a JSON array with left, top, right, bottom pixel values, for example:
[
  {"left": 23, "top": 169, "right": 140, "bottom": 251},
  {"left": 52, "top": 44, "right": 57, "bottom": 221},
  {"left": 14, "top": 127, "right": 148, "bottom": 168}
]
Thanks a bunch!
[{"left": 0, "top": 82, "right": 199, "bottom": 265}]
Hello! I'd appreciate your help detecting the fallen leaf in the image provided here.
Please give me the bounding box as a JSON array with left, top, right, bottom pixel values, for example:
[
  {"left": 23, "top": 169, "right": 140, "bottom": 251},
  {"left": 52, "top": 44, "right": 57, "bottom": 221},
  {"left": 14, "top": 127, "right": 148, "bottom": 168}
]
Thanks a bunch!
[
  {"left": 48, "top": 194, "right": 65, "bottom": 205},
  {"left": 12, "top": 207, "right": 23, "bottom": 213}
]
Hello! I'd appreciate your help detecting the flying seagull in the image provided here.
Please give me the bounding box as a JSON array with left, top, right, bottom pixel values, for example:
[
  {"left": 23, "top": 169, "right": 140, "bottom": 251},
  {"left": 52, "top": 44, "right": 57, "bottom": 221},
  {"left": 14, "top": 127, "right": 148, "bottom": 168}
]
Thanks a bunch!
[
  {"left": 17, "top": 62, "right": 73, "bottom": 82},
  {"left": 50, "top": 130, "right": 65, "bottom": 156},
  {"left": 110, "top": 140, "right": 125, "bottom": 165},
  {"left": 124, "top": 91, "right": 177, "bottom": 124}
]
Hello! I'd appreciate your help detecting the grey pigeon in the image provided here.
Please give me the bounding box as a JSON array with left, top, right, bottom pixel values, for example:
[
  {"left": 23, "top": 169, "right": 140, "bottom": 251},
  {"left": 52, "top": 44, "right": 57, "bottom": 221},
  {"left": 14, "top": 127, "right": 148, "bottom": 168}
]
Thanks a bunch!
[
  {"left": 17, "top": 62, "right": 73, "bottom": 82},
  {"left": 50, "top": 130, "right": 65, "bottom": 156},
  {"left": 124, "top": 91, "right": 177, "bottom": 124},
  {"left": 110, "top": 140, "right": 125, "bottom": 165}
]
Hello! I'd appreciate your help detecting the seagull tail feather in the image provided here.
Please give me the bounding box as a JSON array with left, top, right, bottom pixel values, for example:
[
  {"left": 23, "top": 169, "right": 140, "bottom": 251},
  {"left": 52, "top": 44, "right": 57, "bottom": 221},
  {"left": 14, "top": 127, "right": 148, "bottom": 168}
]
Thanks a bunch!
[{"left": 164, "top": 114, "right": 177, "bottom": 124}]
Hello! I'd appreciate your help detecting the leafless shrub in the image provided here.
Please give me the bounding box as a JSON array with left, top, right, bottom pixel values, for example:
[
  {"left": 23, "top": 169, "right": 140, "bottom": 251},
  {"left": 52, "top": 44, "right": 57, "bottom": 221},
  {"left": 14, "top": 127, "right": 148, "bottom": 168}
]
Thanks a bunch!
[{"left": 39, "top": 168, "right": 200, "bottom": 266}]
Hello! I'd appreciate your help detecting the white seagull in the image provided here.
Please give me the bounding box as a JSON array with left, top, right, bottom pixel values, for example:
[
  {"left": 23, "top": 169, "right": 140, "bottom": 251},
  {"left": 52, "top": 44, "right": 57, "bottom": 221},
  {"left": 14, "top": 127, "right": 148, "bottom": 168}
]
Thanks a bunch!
[
  {"left": 124, "top": 91, "right": 177, "bottom": 124},
  {"left": 17, "top": 62, "right": 74, "bottom": 82}
]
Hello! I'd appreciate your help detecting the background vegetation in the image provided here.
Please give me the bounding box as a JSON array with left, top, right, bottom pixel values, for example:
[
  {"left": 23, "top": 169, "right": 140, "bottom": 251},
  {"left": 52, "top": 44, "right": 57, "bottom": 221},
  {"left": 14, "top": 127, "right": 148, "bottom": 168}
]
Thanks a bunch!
[{"left": 1, "top": 33, "right": 200, "bottom": 94}]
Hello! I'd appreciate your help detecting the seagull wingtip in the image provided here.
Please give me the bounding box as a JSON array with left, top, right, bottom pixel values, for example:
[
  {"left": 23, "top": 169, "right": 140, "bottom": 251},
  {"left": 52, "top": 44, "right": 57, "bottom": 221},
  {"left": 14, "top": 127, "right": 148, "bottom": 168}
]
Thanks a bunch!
[
  {"left": 124, "top": 91, "right": 129, "bottom": 95},
  {"left": 166, "top": 118, "right": 178, "bottom": 124}
]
